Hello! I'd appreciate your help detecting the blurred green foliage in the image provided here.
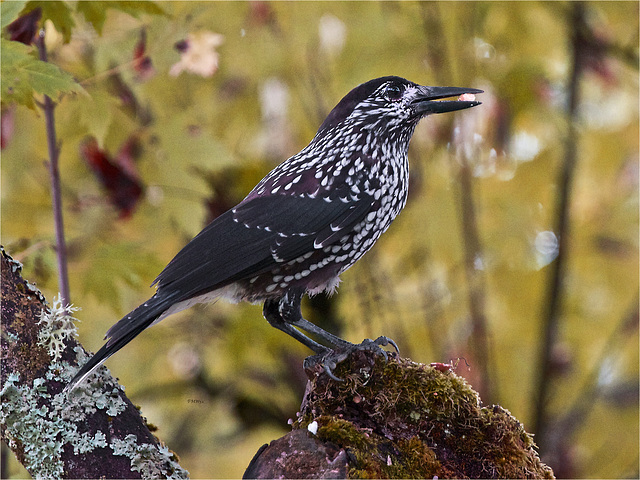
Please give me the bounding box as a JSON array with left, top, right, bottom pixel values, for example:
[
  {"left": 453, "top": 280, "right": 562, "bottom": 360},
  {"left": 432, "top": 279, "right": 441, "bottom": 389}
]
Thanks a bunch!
[{"left": 2, "top": 1, "right": 638, "bottom": 478}]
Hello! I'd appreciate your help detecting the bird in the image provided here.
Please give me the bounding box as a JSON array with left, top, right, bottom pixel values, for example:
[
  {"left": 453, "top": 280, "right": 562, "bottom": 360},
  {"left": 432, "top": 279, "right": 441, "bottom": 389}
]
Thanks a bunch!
[{"left": 66, "top": 76, "right": 481, "bottom": 392}]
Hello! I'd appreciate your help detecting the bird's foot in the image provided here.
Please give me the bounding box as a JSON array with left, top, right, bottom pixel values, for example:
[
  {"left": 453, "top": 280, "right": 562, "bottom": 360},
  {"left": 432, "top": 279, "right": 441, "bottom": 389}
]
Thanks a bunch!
[
  {"left": 304, "top": 336, "right": 399, "bottom": 381},
  {"left": 362, "top": 335, "right": 400, "bottom": 358}
]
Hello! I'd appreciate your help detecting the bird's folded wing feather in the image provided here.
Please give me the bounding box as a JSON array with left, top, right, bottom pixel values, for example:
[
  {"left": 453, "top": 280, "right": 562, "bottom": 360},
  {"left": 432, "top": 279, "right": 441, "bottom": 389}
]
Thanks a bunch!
[{"left": 152, "top": 191, "right": 374, "bottom": 300}]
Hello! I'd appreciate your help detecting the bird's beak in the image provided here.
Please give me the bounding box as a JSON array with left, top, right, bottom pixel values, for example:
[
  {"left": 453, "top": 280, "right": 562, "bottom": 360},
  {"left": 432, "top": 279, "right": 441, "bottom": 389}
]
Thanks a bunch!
[{"left": 412, "top": 86, "right": 483, "bottom": 115}]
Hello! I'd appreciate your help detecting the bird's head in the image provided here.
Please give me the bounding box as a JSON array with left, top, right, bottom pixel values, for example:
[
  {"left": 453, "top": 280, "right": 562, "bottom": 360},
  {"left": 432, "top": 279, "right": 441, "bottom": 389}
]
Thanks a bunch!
[{"left": 316, "top": 76, "right": 482, "bottom": 138}]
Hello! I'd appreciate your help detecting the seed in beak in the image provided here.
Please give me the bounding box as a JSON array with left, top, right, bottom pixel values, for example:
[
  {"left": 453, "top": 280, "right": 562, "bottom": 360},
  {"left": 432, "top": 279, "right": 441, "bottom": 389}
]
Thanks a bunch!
[{"left": 458, "top": 93, "right": 477, "bottom": 102}]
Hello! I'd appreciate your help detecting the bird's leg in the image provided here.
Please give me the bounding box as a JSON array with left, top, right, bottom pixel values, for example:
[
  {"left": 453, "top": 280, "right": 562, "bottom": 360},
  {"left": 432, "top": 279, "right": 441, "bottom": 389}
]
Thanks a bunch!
[
  {"left": 277, "top": 290, "right": 352, "bottom": 349},
  {"left": 263, "top": 298, "right": 328, "bottom": 355},
  {"left": 277, "top": 291, "right": 399, "bottom": 380},
  {"left": 298, "top": 321, "right": 398, "bottom": 355},
  {"left": 290, "top": 317, "right": 353, "bottom": 350},
  {"left": 283, "top": 294, "right": 399, "bottom": 355},
  {"left": 268, "top": 292, "right": 400, "bottom": 381}
]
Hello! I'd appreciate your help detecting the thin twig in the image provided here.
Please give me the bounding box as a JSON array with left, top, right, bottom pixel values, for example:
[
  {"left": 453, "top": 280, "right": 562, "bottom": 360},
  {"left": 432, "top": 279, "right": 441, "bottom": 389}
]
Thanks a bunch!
[
  {"left": 35, "top": 30, "right": 70, "bottom": 306},
  {"left": 78, "top": 58, "right": 139, "bottom": 87},
  {"left": 419, "top": 1, "right": 494, "bottom": 402},
  {"left": 536, "top": 296, "right": 638, "bottom": 476},
  {"left": 532, "top": 1, "right": 586, "bottom": 442},
  {"left": 557, "top": 296, "right": 638, "bottom": 433},
  {"left": 455, "top": 150, "right": 493, "bottom": 402}
]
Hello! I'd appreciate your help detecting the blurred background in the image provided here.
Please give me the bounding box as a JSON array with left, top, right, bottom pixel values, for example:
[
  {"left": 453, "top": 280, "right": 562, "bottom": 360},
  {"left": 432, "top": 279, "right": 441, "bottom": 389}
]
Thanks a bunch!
[{"left": 2, "top": 1, "right": 638, "bottom": 478}]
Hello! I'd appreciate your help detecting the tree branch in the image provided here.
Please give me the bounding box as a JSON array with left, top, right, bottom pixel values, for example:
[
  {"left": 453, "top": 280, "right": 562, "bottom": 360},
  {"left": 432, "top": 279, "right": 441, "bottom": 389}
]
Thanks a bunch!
[
  {"left": 532, "top": 1, "right": 586, "bottom": 443},
  {"left": 34, "top": 30, "right": 71, "bottom": 307},
  {"left": 419, "top": 2, "right": 493, "bottom": 402},
  {"left": 541, "top": 297, "right": 639, "bottom": 477},
  {"left": 0, "top": 247, "right": 188, "bottom": 479}
]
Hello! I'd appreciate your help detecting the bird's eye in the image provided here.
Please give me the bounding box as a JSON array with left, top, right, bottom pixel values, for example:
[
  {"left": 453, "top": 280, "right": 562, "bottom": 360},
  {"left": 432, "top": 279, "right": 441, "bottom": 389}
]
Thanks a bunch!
[{"left": 385, "top": 84, "right": 403, "bottom": 101}]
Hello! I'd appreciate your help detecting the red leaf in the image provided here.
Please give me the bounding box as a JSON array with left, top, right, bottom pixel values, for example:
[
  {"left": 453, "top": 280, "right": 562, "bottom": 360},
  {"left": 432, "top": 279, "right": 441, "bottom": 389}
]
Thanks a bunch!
[
  {"left": 80, "top": 137, "right": 144, "bottom": 219},
  {"left": 6, "top": 7, "right": 42, "bottom": 45},
  {"left": 174, "top": 39, "right": 189, "bottom": 53},
  {"left": 248, "top": 1, "right": 277, "bottom": 28},
  {"left": 133, "top": 29, "right": 155, "bottom": 82},
  {"left": 115, "top": 135, "right": 143, "bottom": 180},
  {"left": 107, "top": 71, "right": 153, "bottom": 125}
]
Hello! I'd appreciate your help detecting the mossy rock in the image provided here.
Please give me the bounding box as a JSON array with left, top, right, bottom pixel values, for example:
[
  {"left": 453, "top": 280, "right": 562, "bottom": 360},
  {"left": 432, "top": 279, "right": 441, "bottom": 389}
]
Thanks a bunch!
[{"left": 247, "top": 349, "right": 554, "bottom": 479}]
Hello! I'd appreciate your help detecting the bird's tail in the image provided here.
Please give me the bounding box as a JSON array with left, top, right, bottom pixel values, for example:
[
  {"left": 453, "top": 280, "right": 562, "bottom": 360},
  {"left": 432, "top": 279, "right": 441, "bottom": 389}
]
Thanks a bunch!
[{"left": 64, "top": 291, "right": 179, "bottom": 393}]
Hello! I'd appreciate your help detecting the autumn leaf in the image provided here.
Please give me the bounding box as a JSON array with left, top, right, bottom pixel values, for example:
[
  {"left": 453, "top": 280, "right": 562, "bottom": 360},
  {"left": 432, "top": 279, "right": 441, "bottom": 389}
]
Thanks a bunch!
[
  {"left": 6, "top": 7, "right": 42, "bottom": 46},
  {"left": 79, "top": 136, "right": 144, "bottom": 219},
  {"left": 25, "top": 0, "right": 75, "bottom": 43}
]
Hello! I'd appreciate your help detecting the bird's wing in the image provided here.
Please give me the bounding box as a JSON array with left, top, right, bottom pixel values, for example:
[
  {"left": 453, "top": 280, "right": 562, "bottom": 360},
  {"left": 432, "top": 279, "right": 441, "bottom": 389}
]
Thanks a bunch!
[
  {"left": 232, "top": 193, "right": 374, "bottom": 260},
  {"left": 153, "top": 191, "right": 374, "bottom": 300}
]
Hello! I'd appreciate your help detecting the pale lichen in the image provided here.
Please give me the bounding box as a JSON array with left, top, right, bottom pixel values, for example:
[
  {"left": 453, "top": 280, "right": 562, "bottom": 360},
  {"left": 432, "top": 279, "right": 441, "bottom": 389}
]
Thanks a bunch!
[
  {"left": 1, "top": 350, "right": 189, "bottom": 479},
  {"left": 111, "top": 434, "right": 188, "bottom": 480},
  {"left": 1, "top": 373, "right": 66, "bottom": 479},
  {"left": 37, "top": 296, "right": 79, "bottom": 362}
]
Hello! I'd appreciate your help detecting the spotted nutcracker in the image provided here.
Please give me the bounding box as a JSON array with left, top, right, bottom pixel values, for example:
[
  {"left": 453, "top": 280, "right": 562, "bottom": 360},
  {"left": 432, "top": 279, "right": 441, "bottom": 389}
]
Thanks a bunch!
[{"left": 66, "top": 76, "right": 482, "bottom": 391}]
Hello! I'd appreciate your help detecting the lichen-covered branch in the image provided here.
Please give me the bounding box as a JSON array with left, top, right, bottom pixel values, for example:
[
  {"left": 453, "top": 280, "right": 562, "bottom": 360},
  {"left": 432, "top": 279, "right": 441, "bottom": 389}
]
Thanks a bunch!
[{"left": 0, "top": 247, "right": 188, "bottom": 479}]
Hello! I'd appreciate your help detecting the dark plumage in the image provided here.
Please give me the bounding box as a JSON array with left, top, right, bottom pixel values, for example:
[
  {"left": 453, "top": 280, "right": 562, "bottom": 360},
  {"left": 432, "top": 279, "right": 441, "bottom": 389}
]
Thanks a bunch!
[{"left": 66, "top": 76, "right": 481, "bottom": 391}]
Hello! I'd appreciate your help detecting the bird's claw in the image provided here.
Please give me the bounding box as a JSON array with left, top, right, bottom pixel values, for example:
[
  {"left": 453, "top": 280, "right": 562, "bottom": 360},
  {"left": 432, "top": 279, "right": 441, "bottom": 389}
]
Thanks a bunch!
[
  {"left": 323, "top": 362, "right": 345, "bottom": 382},
  {"left": 304, "top": 349, "right": 349, "bottom": 381},
  {"left": 369, "top": 335, "right": 400, "bottom": 354},
  {"left": 354, "top": 336, "right": 399, "bottom": 362},
  {"left": 304, "top": 335, "right": 399, "bottom": 381}
]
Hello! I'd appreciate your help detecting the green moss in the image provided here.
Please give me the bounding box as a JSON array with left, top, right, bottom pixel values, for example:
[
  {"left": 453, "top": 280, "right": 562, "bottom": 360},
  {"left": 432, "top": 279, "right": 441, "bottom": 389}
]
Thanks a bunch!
[
  {"left": 394, "top": 437, "right": 444, "bottom": 477},
  {"left": 312, "top": 416, "right": 445, "bottom": 478},
  {"left": 318, "top": 417, "right": 369, "bottom": 450},
  {"left": 295, "top": 350, "right": 554, "bottom": 479}
]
